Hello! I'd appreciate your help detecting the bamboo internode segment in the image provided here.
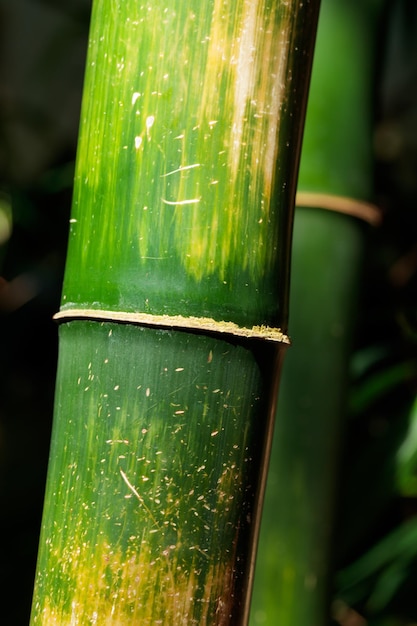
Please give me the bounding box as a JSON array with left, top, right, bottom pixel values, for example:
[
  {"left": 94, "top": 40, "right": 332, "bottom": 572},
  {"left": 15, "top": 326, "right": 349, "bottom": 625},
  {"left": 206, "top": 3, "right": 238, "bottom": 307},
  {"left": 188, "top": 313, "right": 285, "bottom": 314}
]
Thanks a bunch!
[
  {"left": 60, "top": 0, "right": 321, "bottom": 332},
  {"left": 296, "top": 191, "right": 382, "bottom": 226},
  {"left": 54, "top": 309, "right": 291, "bottom": 344},
  {"left": 32, "top": 320, "right": 278, "bottom": 625}
]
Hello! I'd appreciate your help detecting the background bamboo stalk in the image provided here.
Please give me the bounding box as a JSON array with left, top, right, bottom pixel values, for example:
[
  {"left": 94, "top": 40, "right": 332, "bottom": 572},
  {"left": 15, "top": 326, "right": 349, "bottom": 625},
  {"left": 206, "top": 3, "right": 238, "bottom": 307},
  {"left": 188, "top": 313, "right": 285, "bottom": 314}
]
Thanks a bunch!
[
  {"left": 250, "top": 0, "right": 384, "bottom": 624},
  {"left": 250, "top": 207, "right": 368, "bottom": 626}
]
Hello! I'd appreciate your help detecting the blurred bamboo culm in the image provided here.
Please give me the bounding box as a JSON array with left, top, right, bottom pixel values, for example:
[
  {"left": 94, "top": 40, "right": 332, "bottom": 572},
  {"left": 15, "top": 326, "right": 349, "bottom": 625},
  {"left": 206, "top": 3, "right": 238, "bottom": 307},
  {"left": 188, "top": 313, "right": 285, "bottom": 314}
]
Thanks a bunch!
[
  {"left": 250, "top": 0, "right": 384, "bottom": 624},
  {"left": 30, "top": 1, "right": 320, "bottom": 624}
]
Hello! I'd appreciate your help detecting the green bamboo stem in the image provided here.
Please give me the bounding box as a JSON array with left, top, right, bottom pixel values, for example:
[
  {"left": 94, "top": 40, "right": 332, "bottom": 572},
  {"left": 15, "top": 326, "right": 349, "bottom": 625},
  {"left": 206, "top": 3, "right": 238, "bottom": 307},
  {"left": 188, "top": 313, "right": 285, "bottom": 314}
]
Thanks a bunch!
[
  {"left": 31, "top": 1, "right": 320, "bottom": 624},
  {"left": 250, "top": 207, "right": 367, "bottom": 626},
  {"left": 250, "top": 0, "right": 383, "bottom": 624},
  {"left": 60, "top": 0, "right": 317, "bottom": 330}
]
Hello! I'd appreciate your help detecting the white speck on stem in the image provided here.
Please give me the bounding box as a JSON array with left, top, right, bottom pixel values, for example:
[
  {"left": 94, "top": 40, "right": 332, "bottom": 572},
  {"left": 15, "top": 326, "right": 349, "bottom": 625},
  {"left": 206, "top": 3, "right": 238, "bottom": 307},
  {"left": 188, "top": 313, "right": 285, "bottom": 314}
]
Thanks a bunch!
[
  {"left": 106, "top": 439, "right": 129, "bottom": 445},
  {"left": 162, "top": 197, "right": 201, "bottom": 206},
  {"left": 119, "top": 468, "right": 158, "bottom": 526},
  {"left": 161, "top": 163, "right": 200, "bottom": 177}
]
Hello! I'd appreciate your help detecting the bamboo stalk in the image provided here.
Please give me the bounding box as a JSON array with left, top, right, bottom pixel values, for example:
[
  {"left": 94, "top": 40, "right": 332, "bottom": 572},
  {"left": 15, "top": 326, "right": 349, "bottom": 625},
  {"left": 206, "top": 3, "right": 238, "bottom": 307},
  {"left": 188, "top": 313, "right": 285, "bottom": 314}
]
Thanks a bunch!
[
  {"left": 30, "top": 1, "right": 320, "bottom": 624},
  {"left": 250, "top": 0, "right": 384, "bottom": 624},
  {"left": 250, "top": 207, "right": 368, "bottom": 626}
]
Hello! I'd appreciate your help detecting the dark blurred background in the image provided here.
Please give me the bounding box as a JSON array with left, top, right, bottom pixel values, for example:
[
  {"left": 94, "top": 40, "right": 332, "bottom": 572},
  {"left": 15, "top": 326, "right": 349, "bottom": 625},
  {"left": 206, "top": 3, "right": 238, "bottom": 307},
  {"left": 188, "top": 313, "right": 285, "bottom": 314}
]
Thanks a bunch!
[
  {"left": 0, "top": 1, "right": 416, "bottom": 624},
  {"left": 0, "top": 1, "right": 91, "bottom": 623}
]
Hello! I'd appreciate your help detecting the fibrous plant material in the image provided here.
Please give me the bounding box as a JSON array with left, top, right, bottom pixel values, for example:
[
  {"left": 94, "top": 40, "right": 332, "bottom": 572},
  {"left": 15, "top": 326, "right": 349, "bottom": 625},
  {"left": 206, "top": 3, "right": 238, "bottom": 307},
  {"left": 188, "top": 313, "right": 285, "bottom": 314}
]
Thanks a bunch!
[{"left": 30, "top": 1, "right": 320, "bottom": 624}]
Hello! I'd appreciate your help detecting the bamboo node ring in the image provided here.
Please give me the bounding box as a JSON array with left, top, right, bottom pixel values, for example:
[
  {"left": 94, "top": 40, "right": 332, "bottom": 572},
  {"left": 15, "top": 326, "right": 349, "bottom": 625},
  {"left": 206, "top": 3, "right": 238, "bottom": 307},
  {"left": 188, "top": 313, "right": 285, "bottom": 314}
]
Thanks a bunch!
[
  {"left": 53, "top": 309, "right": 291, "bottom": 344},
  {"left": 296, "top": 191, "right": 382, "bottom": 226}
]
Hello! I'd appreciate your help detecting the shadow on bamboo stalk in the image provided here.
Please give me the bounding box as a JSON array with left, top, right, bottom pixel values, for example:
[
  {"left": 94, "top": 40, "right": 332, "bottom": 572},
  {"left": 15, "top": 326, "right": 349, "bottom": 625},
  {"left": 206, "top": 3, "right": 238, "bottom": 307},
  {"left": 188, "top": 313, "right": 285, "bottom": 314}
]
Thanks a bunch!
[{"left": 30, "top": 1, "right": 320, "bottom": 624}]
